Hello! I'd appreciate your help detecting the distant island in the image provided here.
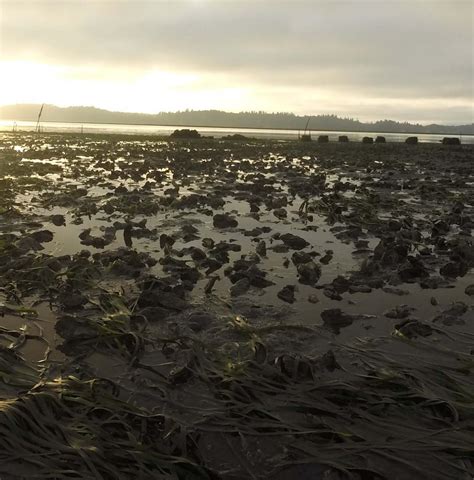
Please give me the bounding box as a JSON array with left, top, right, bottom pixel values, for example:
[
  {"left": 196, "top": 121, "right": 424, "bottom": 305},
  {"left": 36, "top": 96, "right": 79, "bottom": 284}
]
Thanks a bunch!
[{"left": 1, "top": 104, "right": 472, "bottom": 135}]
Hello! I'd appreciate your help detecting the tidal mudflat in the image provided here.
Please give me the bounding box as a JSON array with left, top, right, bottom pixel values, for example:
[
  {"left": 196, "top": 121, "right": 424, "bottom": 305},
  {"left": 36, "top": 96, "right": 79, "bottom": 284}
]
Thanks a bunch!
[{"left": 0, "top": 132, "right": 473, "bottom": 479}]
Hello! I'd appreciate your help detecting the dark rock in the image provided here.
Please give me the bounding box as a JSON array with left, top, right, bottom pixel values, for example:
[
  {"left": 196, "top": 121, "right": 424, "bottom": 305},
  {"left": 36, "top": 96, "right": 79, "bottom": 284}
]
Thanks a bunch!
[
  {"left": 362, "top": 137, "right": 373, "bottom": 144},
  {"left": 50, "top": 214, "right": 66, "bottom": 226},
  {"left": 170, "top": 129, "right": 201, "bottom": 139},
  {"left": 297, "top": 261, "right": 321, "bottom": 284},
  {"left": 318, "top": 135, "right": 329, "bottom": 143},
  {"left": 271, "top": 244, "right": 290, "bottom": 253},
  {"left": 443, "top": 301, "right": 468, "bottom": 317},
  {"left": 256, "top": 240, "right": 267, "bottom": 257},
  {"left": 190, "top": 247, "right": 207, "bottom": 261},
  {"left": 395, "top": 319, "right": 432, "bottom": 338},
  {"left": 398, "top": 257, "right": 429, "bottom": 281},
  {"left": 31, "top": 230, "right": 54, "bottom": 243},
  {"left": 338, "top": 135, "right": 349, "bottom": 143},
  {"left": 277, "top": 285, "right": 296, "bottom": 303},
  {"left": 331, "top": 276, "right": 351, "bottom": 293},
  {"left": 465, "top": 284, "right": 474, "bottom": 296},
  {"left": 291, "top": 251, "right": 313, "bottom": 265},
  {"left": 405, "top": 137, "right": 418, "bottom": 145},
  {"left": 60, "top": 293, "right": 88, "bottom": 309},
  {"left": 384, "top": 304, "right": 414, "bottom": 319},
  {"left": 213, "top": 213, "right": 238, "bottom": 229},
  {"left": 440, "top": 261, "right": 468, "bottom": 278},
  {"left": 375, "top": 136, "right": 386, "bottom": 143},
  {"left": 308, "top": 293, "right": 319, "bottom": 303},
  {"left": 280, "top": 233, "right": 309, "bottom": 250},
  {"left": 321, "top": 309, "right": 353, "bottom": 334},
  {"left": 319, "top": 252, "right": 333, "bottom": 264},
  {"left": 15, "top": 236, "right": 43, "bottom": 252},
  {"left": 273, "top": 208, "right": 287, "bottom": 219},
  {"left": 230, "top": 277, "right": 250, "bottom": 297},
  {"left": 123, "top": 224, "right": 133, "bottom": 248},
  {"left": 202, "top": 238, "right": 215, "bottom": 249},
  {"left": 160, "top": 233, "right": 175, "bottom": 249},
  {"left": 323, "top": 288, "right": 342, "bottom": 301},
  {"left": 442, "top": 137, "right": 461, "bottom": 145}
]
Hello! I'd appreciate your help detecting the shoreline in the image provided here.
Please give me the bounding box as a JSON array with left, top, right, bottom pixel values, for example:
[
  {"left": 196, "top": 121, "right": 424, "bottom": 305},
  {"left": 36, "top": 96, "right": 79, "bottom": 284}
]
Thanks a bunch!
[
  {"left": 2, "top": 130, "right": 473, "bottom": 146},
  {"left": 1, "top": 118, "right": 472, "bottom": 137}
]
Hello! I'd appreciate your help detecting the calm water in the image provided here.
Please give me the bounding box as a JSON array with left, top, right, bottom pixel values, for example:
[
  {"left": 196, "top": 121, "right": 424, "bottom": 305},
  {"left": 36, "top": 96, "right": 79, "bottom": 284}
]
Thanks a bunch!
[{"left": 1, "top": 119, "right": 472, "bottom": 144}]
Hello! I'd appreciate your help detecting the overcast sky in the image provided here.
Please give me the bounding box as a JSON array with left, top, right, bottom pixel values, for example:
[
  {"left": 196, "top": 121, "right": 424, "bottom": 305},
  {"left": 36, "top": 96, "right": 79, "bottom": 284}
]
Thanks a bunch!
[{"left": 1, "top": 0, "right": 473, "bottom": 123}]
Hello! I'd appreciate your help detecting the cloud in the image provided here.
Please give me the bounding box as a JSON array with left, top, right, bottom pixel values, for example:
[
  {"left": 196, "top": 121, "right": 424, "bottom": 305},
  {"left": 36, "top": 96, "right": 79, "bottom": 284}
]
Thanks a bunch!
[{"left": 1, "top": 0, "right": 472, "bottom": 121}]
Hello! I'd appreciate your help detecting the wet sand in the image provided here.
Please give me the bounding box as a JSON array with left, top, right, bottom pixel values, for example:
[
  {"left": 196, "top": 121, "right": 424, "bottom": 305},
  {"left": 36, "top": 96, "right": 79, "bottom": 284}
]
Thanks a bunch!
[{"left": 0, "top": 133, "right": 473, "bottom": 479}]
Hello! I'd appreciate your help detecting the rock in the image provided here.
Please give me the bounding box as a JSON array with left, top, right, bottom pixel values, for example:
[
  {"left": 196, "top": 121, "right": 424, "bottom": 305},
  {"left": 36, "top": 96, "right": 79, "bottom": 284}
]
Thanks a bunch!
[
  {"left": 443, "top": 301, "right": 468, "bottom": 317},
  {"left": 140, "top": 290, "right": 189, "bottom": 311},
  {"left": 465, "top": 284, "right": 474, "bottom": 296},
  {"left": 308, "top": 293, "right": 319, "bottom": 304},
  {"left": 362, "top": 137, "right": 373, "bottom": 144},
  {"left": 187, "top": 311, "right": 214, "bottom": 332},
  {"left": 384, "top": 304, "right": 414, "bottom": 319},
  {"left": 202, "top": 238, "right": 215, "bottom": 249},
  {"left": 273, "top": 208, "right": 287, "bottom": 219},
  {"left": 15, "top": 236, "right": 43, "bottom": 252},
  {"left": 230, "top": 277, "right": 250, "bottom": 297},
  {"left": 398, "top": 257, "right": 429, "bottom": 281},
  {"left": 280, "top": 233, "right": 309, "bottom": 250},
  {"left": 213, "top": 213, "right": 238, "bottom": 229},
  {"left": 375, "top": 136, "right": 386, "bottom": 143},
  {"left": 323, "top": 288, "right": 342, "bottom": 301},
  {"left": 440, "top": 261, "right": 468, "bottom": 278},
  {"left": 249, "top": 203, "right": 260, "bottom": 213},
  {"left": 395, "top": 319, "right": 432, "bottom": 338},
  {"left": 60, "top": 293, "right": 88, "bottom": 309},
  {"left": 276, "top": 354, "right": 313, "bottom": 380},
  {"left": 256, "top": 240, "right": 267, "bottom": 257},
  {"left": 123, "top": 224, "right": 133, "bottom": 248},
  {"left": 160, "top": 233, "right": 175, "bottom": 249},
  {"left": 405, "top": 137, "right": 418, "bottom": 145},
  {"left": 50, "top": 214, "right": 66, "bottom": 226},
  {"left": 316, "top": 350, "right": 341, "bottom": 371},
  {"left": 291, "top": 251, "right": 313, "bottom": 265},
  {"left": 190, "top": 247, "right": 207, "bottom": 261},
  {"left": 432, "top": 302, "right": 468, "bottom": 326},
  {"left": 277, "top": 285, "right": 296, "bottom": 303},
  {"left": 272, "top": 244, "right": 290, "bottom": 253},
  {"left": 442, "top": 137, "right": 461, "bottom": 145},
  {"left": 331, "top": 276, "right": 351, "bottom": 293},
  {"left": 319, "top": 252, "right": 333, "bottom": 264},
  {"left": 297, "top": 261, "right": 321, "bottom": 284},
  {"left": 31, "top": 230, "right": 54, "bottom": 243},
  {"left": 170, "top": 129, "right": 201, "bottom": 139},
  {"left": 338, "top": 135, "right": 349, "bottom": 142},
  {"left": 321, "top": 309, "right": 353, "bottom": 334},
  {"left": 55, "top": 315, "right": 98, "bottom": 341}
]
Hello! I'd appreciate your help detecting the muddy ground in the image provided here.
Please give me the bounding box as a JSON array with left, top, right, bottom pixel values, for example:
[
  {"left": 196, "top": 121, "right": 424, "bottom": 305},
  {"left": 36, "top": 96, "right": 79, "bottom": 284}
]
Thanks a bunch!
[{"left": 0, "top": 132, "right": 473, "bottom": 480}]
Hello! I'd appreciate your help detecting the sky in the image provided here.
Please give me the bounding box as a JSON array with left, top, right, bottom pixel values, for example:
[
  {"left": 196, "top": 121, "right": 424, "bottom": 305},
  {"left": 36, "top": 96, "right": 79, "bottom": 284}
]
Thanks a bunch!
[{"left": 0, "top": 0, "right": 473, "bottom": 124}]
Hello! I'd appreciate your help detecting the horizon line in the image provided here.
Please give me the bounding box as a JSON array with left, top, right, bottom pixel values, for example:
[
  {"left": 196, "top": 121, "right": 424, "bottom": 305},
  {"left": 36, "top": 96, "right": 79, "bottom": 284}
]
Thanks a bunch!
[{"left": 1, "top": 103, "right": 472, "bottom": 127}]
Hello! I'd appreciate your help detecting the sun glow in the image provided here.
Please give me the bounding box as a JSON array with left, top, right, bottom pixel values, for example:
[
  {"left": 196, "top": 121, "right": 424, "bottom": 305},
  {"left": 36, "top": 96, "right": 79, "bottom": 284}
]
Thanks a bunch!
[{"left": 1, "top": 60, "right": 247, "bottom": 113}]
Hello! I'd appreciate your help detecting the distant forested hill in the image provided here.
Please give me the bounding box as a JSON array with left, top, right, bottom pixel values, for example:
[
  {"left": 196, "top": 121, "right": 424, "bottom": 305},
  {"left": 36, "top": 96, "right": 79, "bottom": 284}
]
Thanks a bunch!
[{"left": 1, "top": 104, "right": 472, "bottom": 135}]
